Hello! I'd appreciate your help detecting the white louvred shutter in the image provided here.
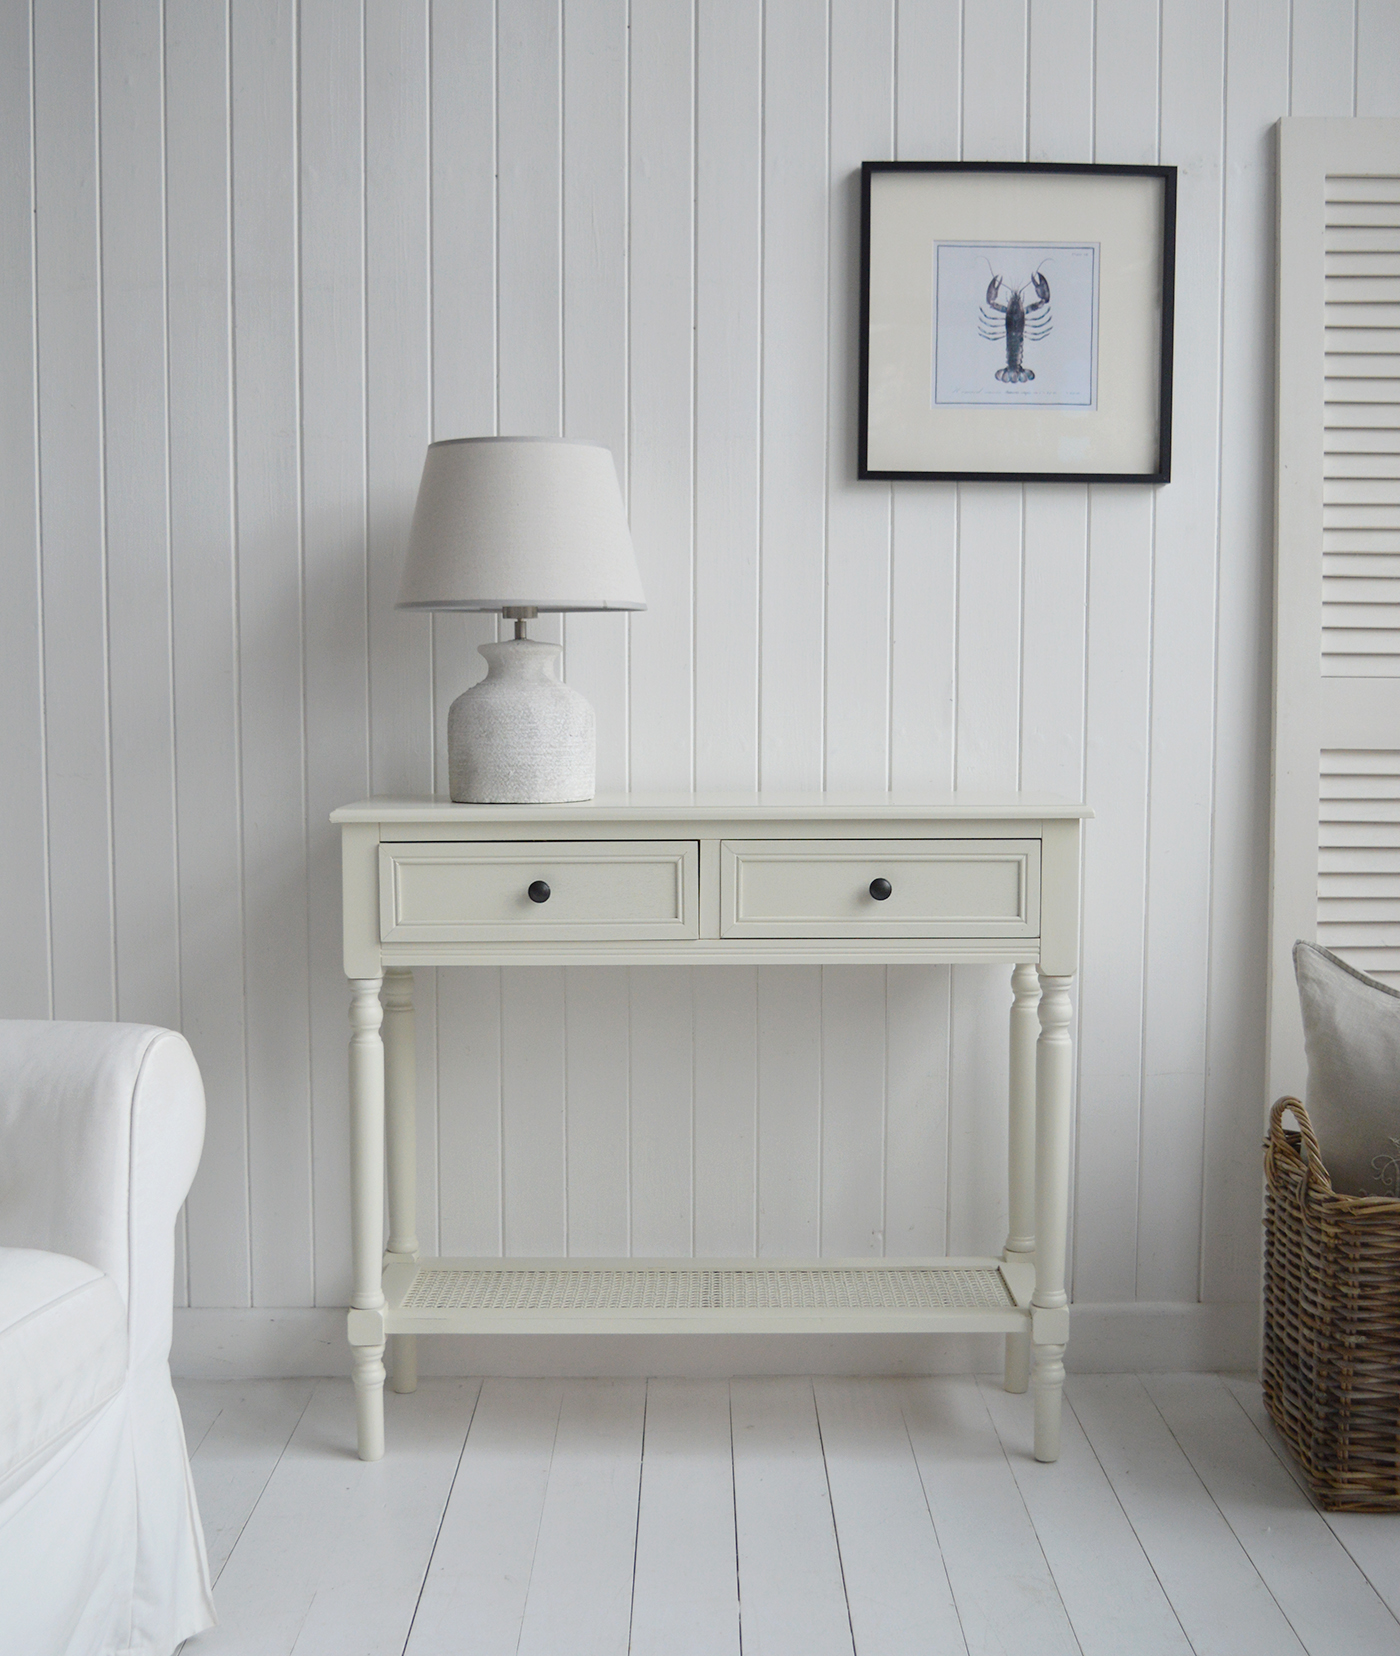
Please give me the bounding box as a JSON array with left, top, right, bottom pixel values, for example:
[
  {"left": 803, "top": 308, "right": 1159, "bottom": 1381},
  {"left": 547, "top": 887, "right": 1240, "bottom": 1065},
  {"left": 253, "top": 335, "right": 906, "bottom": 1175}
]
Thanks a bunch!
[{"left": 1270, "top": 118, "right": 1400, "bottom": 1104}]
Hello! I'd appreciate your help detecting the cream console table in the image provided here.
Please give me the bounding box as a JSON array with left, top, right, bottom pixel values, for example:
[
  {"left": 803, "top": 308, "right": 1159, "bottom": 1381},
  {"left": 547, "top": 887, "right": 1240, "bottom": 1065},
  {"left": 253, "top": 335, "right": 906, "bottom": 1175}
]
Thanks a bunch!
[{"left": 333, "top": 792, "right": 1087, "bottom": 1463}]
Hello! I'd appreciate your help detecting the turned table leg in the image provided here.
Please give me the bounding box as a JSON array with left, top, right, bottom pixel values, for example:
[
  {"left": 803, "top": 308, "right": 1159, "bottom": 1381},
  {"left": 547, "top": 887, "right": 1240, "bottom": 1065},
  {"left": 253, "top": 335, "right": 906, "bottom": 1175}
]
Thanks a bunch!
[
  {"left": 1004, "top": 962, "right": 1039, "bottom": 1394},
  {"left": 383, "top": 968, "right": 419, "bottom": 1395},
  {"left": 1031, "top": 970, "right": 1074, "bottom": 1462},
  {"left": 348, "top": 975, "right": 387, "bottom": 1461}
]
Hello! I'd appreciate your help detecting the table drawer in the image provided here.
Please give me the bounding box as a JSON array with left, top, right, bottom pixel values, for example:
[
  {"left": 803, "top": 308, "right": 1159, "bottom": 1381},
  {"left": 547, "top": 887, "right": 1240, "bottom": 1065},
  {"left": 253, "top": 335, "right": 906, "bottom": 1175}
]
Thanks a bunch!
[
  {"left": 719, "top": 839, "right": 1040, "bottom": 939},
  {"left": 379, "top": 841, "right": 700, "bottom": 942}
]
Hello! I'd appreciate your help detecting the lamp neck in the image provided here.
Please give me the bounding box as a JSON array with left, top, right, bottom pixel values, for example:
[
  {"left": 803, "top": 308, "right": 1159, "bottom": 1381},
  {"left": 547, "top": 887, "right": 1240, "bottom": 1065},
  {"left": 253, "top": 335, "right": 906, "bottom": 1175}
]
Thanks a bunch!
[{"left": 502, "top": 604, "right": 538, "bottom": 641}]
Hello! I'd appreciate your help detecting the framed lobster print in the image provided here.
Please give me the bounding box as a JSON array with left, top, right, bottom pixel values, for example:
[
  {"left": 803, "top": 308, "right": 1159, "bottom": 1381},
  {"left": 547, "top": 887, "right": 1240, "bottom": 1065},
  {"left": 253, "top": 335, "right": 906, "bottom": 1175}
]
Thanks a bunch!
[{"left": 858, "top": 161, "right": 1176, "bottom": 483}]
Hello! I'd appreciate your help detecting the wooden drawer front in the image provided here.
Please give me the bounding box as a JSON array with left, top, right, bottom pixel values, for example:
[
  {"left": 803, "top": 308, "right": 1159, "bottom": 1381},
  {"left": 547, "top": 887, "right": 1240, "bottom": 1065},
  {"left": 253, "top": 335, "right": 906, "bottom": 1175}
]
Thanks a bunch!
[
  {"left": 720, "top": 839, "right": 1040, "bottom": 939},
  {"left": 380, "top": 841, "right": 699, "bottom": 942}
]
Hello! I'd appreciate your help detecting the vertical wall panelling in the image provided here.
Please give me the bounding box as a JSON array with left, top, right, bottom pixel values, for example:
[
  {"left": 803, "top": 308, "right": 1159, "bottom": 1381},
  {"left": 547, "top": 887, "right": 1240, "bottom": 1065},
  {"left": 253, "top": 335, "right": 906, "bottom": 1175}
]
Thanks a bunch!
[
  {"left": 366, "top": 0, "right": 435, "bottom": 800},
  {"left": 757, "top": 966, "right": 822, "bottom": 1256},
  {"left": 564, "top": 967, "right": 631, "bottom": 1257},
  {"left": 1136, "top": 0, "right": 1226, "bottom": 1303},
  {"left": 1020, "top": 0, "right": 1095, "bottom": 1285},
  {"left": 1068, "top": 0, "right": 1159, "bottom": 1304},
  {"left": 428, "top": 0, "right": 497, "bottom": 781},
  {"left": 819, "top": 0, "right": 893, "bottom": 1262},
  {"left": 1199, "top": 0, "right": 1289, "bottom": 1308},
  {"left": 1020, "top": 0, "right": 1092, "bottom": 806},
  {"left": 689, "top": 0, "right": 761, "bottom": 1260},
  {"left": 0, "top": 0, "right": 50, "bottom": 1020},
  {"left": 494, "top": 0, "right": 567, "bottom": 1259},
  {"left": 824, "top": 0, "right": 893, "bottom": 793},
  {"left": 884, "top": 5, "right": 961, "bottom": 1260},
  {"left": 437, "top": 966, "right": 503, "bottom": 1257},
  {"left": 884, "top": 966, "right": 950, "bottom": 1256},
  {"left": 230, "top": 0, "right": 313, "bottom": 1306},
  {"left": 497, "top": 0, "right": 564, "bottom": 440},
  {"left": 945, "top": 1, "right": 1029, "bottom": 1262},
  {"left": 99, "top": 1, "right": 181, "bottom": 1033},
  {"left": 759, "top": 0, "right": 827, "bottom": 791},
  {"left": 429, "top": 0, "right": 499, "bottom": 1263},
  {"left": 693, "top": 967, "right": 758, "bottom": 1257},
  {"left": 755, "top": 0, "right": 828, "bottom": 1276},
  {"left": 629, "top": 967, "right": 695, "bottom": 1257},
  {"left": 300, "top": 0, "right": 367, "bottom": 1304},
  {"left": 627, "top": 0, "right": 694, "bottom": 791},
  {"left": 820, "top": 966, "right": 887, "bottom": 1257},
  {"left": 1289, "top": 0, "right": 1355, "bottom": 117},
  {"left": 165, "top": 0, "right": 251, "bottom": 1308},
  {"left": 626, "top": 2, "right": 698, "bottom": 1258},
  {"left": 562, "top": 0, "right": 629, "bottom": 791},
  {"left": 365, "top": 0, "right": 440, "bottom": 1269},
  {"left": 1357, "top": 0, "right": 1400, "bottom": 117},
  {"left": 557, "top": 2, "right": 632, "bottom": 1254},
  {"left": 888, "top": 4, "right": 959, "bottom": 796},
  {"left": 694, "top": 0, "right": 762, "bottom": 793},
  {"left": 501, "top": 965, "right": 567, "bottom": 1256},
  {"left": 9, "top": 0, "right": 1319, "bottom": 1360},
  {"left": 34, "top": 1, "right": 116, "bottom": 1022}
]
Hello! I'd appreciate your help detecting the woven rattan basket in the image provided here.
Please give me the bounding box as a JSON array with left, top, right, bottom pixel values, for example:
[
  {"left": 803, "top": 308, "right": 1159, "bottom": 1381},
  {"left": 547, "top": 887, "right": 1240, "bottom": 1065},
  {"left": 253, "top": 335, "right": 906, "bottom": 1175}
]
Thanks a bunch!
[{"left": 1263, "top": 1097, "right": 1400, "bottom": 1511}]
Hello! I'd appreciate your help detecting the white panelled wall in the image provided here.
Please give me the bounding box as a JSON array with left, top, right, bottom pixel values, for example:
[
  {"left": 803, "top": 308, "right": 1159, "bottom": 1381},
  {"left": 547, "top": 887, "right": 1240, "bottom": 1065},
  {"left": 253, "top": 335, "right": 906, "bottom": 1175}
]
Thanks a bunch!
[{"left": 4, "top": 0, "right": 1396, "bottom": 1376}]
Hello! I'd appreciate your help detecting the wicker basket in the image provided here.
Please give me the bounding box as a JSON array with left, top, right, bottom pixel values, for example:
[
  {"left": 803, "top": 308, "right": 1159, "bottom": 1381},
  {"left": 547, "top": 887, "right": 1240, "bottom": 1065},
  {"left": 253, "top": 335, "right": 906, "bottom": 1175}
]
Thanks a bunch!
[{"left": 1263, "top": 1097, "right": 1400, "bottom": 1511}]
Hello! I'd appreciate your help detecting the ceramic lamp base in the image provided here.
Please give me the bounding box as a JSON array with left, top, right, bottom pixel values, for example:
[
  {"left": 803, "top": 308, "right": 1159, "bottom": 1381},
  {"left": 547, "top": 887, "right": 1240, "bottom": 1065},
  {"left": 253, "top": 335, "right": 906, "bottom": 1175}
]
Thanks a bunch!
[{"left": 447, "top": 638, "right": 595, "bottom": 803}]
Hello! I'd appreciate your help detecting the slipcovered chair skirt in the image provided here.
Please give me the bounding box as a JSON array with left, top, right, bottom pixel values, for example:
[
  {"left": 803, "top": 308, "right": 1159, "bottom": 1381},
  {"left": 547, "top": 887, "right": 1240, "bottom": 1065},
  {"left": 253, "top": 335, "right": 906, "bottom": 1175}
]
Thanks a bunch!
[{"left": 0, "top": 1022, "right": 215, "bottom": 1655}]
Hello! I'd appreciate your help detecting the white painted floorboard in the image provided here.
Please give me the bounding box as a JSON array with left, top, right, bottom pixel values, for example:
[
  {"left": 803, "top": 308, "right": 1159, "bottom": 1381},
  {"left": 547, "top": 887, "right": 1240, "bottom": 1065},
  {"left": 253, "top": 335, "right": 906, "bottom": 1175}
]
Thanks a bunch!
[
  {"left": 1064, "top": 1373, "right": 1308, "bottom": 1656},
  {"left": 1222, "top": 1373, "right": 1400, "bottom": 1626},
  {"left": 173, "top": 1380, "right": 316, "bottom": 1583},
  {"left": 179, "top": 1375, "right": 1400, "bottom": 1656},
  {"left": 977, "top": 1377, "right": 1193, "bottom": 1656},
  {"left": 1143, "top": 1374, "right": 1400, "bottom": 1656},
  {"left": 628, "top": 1378, "right": 741, "bottom": 1656}
]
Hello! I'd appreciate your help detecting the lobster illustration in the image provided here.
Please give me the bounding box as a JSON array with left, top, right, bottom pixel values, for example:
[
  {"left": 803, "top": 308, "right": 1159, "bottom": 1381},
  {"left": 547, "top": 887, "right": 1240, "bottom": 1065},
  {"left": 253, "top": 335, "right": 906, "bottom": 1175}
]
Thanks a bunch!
[{"left": 978, "top": 264, "right": 1052, "bottom": 383}]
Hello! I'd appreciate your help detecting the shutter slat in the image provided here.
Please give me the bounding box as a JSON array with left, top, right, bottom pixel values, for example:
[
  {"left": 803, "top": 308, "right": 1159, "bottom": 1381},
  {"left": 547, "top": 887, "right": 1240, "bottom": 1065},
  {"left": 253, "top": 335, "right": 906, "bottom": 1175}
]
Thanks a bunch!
[
  {"left": 1325, "top": 227, "right": 1400, "bottom": 252},
  {"left": 1323, "top": 576, "right": 1400, "bottom": 601},
  {"left": 1324, "top": 477, "right": 1400, "bottom": 501},
  {"left": 1319, "top": 750, "right": 1400, "bottom": 975},
  {"left": 1326, "top": 252, "right": 1400, "bottom": 275}
]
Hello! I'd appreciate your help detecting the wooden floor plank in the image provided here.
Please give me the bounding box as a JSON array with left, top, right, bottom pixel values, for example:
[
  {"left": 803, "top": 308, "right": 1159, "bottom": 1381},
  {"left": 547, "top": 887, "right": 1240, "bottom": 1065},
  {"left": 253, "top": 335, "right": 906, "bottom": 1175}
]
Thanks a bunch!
[
  {"left": 1219, "top": 1377, "right": 1398, "bottom": 1622},
  {"left": 193, "top": 1378, "right": 479, "bottom": 1655},
  {"left": 627, "top": 1379, "right": 741, "bottom": 1656},
  {"left": 404, "top": 1379, "right": 565, "bottom": 1656},
  {"left": 899, "top": 1375, "right": 1079, "bottom": 1656},
  {"left": 814, "top": 1377, "right": 967, "bottom": 1656},
  {"left": 1221, "top": 1374, "right": 1400, "bottom": 1626},
  {"left": 978, "top": 1376, "right": 1192, "bottom": 1656},
  {"left": 179, "top": 1379, "right": 317, "bottom": 1583},
  {"left": 513, "top": 1379, "right": 648, "bottom": 1656},
  {"left": 731, "top": 1377, "right": 855, "bottom": 1656},
  {"left": 1144, "top": 1373, "right": 1400, "bottom": 1656},
  {"left": 1066, "top": 1374, "right": 1307, "bottom": 1656},
  {"left": 176, "top": 1378, "right": 237, "bottom": 1457}
]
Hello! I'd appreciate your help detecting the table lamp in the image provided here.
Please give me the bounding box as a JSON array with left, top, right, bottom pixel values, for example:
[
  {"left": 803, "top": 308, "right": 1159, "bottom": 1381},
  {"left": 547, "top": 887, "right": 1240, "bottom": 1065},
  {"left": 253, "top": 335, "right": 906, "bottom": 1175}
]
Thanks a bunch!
[{"left": 397, "top": 437, "right": 645, "bottom": 803}]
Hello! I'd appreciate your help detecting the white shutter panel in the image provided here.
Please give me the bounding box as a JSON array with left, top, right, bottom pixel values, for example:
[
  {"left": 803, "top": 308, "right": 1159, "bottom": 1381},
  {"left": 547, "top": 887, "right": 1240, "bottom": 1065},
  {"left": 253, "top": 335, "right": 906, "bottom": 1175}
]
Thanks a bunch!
[{"left": 1270, "top": 118, "right": 1400, "bottom": 1104}]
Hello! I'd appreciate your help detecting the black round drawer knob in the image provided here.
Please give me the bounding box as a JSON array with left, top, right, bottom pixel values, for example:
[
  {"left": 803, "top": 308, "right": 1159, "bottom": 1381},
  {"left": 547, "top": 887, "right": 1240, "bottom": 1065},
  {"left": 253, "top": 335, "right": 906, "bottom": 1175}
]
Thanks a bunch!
[
  {"left": 527, "top": 880, "right": 551, "bottom": 904},
  {"left": 869, "top": 878, "right": 893, "bottom": 901}
]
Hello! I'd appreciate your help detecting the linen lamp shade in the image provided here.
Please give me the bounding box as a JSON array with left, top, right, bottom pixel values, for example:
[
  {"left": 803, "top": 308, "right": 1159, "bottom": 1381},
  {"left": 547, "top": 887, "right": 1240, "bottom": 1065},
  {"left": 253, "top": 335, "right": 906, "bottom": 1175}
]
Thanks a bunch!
[
  {"left": 396, "top": 437, "right": 645, "bottom": 613},
  {"left": 396, "top": 437, "right": 644, "bottom": 804}
]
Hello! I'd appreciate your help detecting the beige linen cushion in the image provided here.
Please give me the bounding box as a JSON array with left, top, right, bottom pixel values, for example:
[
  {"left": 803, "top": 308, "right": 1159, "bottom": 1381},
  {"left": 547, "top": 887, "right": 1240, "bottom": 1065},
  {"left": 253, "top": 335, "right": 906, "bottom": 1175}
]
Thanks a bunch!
[{"left": 1294, "top": 940, "right": 1400, "bottom": 1197}]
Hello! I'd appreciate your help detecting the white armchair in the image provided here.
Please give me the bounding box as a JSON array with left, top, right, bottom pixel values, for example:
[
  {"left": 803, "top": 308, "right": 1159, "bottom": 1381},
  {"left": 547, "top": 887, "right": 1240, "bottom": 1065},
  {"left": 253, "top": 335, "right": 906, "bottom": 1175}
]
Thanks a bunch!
[{"left": 0, "top": 1022, "right": 216, "bottom": 1656}]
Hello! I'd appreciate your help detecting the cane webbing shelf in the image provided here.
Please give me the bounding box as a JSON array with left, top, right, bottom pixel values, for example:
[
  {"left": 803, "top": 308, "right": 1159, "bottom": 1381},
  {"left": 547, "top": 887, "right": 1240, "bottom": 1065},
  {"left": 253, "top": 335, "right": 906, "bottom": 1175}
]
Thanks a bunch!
[{"left": 364, "top": 1256, "right": 1032, "bottom": 1338}]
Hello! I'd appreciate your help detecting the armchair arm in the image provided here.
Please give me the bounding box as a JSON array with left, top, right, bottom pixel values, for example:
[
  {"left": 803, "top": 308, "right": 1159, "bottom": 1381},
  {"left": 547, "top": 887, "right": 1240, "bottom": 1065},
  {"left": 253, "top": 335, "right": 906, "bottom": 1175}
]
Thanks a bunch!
[{"left": 0, "top": 1022, "right": 206, "bottom": 1372}]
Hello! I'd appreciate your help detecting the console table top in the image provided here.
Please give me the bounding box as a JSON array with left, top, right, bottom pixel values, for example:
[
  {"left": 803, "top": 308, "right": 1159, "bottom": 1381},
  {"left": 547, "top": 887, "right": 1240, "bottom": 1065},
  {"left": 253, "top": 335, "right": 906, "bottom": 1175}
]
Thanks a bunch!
[{"left": 331, "top": 790, "right": 1093, "bottom": 825}]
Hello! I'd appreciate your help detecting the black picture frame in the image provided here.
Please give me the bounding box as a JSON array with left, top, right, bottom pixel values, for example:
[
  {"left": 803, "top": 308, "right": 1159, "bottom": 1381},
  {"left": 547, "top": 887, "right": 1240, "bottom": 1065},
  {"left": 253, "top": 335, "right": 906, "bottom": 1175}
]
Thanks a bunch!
[{"left": 858, "top": 161, "right": 1176, "bottom": 484}]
